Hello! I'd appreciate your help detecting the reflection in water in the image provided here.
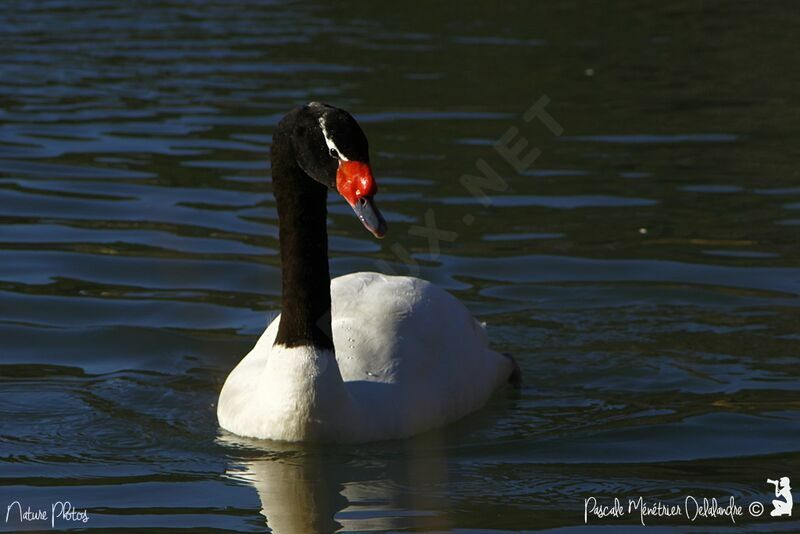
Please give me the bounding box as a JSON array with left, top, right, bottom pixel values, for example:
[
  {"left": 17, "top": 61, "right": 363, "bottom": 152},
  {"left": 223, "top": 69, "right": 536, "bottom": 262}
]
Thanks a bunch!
[
  {"left": 220, "top": 434, "right": 451, "bottom": 533},
  {"left": 233, "top": 449, "right": 347, "bottom": 533}
]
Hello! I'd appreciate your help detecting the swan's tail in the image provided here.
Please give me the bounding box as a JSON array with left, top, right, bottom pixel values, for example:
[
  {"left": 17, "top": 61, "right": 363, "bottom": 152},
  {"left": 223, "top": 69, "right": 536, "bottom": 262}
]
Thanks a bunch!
[{"left": 502, "top": 353, "right": 523, "bottom": 389}]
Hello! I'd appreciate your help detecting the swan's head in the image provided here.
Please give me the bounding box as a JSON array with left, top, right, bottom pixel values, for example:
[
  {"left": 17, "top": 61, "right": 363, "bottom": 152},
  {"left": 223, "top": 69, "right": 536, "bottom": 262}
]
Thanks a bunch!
[{"left": 292, "top": 102, "right": 387, "bottom": 238}]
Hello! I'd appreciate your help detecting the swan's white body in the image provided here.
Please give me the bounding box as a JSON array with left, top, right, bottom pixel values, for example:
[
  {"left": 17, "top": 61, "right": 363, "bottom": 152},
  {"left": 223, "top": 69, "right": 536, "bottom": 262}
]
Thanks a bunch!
[{"left": 218, "top": 272, "right": 513, "bottom": 443}]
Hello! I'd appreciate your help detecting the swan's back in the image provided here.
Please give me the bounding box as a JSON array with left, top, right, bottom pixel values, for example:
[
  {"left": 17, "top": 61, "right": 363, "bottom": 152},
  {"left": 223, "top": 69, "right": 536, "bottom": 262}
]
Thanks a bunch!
[{"left": 331, "top": 272, "right": 513, "bottom": 440}]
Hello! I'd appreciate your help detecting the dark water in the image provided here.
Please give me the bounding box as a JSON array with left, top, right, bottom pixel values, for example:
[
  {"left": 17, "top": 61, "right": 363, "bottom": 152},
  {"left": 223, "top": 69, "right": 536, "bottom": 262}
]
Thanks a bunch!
[{"left": 2, "top": 1, "right": 800, "bottom": 532}]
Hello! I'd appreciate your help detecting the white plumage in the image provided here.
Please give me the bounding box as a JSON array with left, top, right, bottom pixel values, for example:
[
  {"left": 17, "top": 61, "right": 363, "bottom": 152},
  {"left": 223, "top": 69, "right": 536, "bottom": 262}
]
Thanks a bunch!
[{"left": 218, "top": 272, "right": 514, "bottom": 443}]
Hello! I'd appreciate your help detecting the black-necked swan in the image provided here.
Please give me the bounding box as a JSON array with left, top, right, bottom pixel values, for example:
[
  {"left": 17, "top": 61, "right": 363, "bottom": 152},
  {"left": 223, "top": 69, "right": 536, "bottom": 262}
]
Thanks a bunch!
[{"left": 217, "top": 102, "right": 521, "bottom": 443}]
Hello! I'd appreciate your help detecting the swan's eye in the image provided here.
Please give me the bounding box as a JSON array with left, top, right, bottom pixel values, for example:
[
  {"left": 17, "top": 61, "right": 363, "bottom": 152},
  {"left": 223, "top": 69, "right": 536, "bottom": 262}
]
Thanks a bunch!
[{"left": 329, "top": 148, "right": 340, "bottom": 159}]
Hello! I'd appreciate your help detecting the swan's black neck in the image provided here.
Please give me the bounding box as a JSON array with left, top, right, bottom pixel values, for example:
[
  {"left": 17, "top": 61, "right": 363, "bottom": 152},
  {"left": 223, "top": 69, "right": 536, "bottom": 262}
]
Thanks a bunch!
[{"left": 271, "top": 111, "right": 334, "bottom": 350}]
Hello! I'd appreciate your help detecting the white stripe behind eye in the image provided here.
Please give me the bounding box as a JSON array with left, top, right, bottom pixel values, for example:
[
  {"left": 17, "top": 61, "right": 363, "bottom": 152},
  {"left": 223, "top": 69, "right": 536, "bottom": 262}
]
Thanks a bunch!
[{"left": 318, "top": 117, "right": 350, "bottom": 161}]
